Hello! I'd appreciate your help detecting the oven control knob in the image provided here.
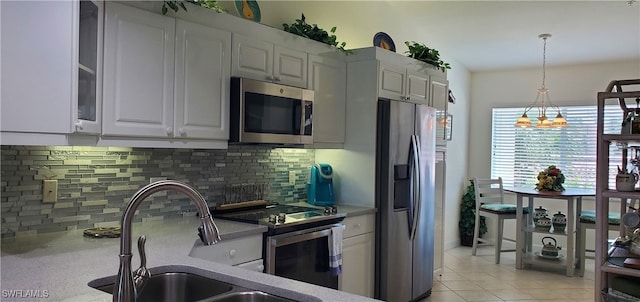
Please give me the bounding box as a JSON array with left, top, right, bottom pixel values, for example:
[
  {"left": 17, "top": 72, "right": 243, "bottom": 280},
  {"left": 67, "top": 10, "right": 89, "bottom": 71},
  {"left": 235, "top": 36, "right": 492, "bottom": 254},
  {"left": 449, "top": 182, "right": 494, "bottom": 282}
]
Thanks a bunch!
[
  {"left": 331, "top": 206, "right": 338, "bottom": 214},
  {"left": 324, "top": 207, "right": 332, "bottom": 215},
  {"left": 277, "top": 213, "right": 286, "bottom": 223},
  {"left": 268, "top": 214, "right": 277, "bottom": 224}
]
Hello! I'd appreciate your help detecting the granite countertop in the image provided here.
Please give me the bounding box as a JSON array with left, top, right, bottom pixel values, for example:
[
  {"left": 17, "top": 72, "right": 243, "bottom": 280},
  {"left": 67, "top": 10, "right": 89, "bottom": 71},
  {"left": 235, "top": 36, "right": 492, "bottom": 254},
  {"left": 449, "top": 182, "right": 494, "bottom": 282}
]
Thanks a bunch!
[{"left": 0, "top": 216, "right": 379, "bottom": 302}]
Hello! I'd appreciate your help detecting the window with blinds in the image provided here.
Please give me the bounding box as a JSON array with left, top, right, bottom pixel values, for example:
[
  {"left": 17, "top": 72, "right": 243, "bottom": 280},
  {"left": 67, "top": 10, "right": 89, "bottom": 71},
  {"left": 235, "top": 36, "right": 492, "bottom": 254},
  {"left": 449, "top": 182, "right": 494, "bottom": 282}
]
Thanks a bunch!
[{"left": 491, "top": 105, "right": 625, "bottom": 189}]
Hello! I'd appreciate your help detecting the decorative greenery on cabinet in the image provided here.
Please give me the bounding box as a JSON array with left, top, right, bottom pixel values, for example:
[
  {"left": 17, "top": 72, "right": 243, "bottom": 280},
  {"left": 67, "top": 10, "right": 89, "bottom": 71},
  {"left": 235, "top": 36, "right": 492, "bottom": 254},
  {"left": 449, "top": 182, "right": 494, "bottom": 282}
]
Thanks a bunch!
[
  {"left": 162, "top": 0, "right": 226, "bottom": 15},
  {"left": 283, "top": 14, "right": 351, "bottom": 55},
  {"left": 404, "top": 41, "right": 451, "bottom": 72}
]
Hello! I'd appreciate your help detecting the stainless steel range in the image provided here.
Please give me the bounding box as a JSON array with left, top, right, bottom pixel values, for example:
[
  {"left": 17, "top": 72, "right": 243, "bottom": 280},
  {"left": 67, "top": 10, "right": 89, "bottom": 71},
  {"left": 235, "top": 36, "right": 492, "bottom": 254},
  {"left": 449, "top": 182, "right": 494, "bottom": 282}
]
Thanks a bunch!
[
  {"left": 214, "top": 204, "right": 345, "bottom": 234},
  {"left": 214, "top": 203, "right": 346, "bottom": 289}
]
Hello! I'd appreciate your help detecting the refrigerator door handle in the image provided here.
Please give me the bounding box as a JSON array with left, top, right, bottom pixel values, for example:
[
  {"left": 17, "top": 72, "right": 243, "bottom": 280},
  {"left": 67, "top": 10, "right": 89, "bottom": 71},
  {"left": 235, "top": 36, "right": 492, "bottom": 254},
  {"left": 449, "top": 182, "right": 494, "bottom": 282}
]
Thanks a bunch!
[{"left": 410, "top": 134, "right": 421, "bottom": 240}]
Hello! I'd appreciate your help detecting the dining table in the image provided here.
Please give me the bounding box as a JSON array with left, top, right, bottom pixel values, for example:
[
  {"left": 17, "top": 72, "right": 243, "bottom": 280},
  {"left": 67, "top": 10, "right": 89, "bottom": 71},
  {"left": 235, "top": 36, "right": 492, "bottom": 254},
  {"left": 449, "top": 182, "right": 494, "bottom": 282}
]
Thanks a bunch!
[{"left": 503, "top": 187, "right": 595, "bottom": 277}]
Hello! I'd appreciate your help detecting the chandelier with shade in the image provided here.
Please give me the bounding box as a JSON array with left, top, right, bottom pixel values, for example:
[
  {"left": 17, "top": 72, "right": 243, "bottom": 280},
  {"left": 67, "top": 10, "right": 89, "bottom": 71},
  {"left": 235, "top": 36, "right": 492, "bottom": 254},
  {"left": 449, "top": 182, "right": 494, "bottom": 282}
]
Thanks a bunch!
[{"left": 514, "top": 33, "right": 568, "bottom": 128}]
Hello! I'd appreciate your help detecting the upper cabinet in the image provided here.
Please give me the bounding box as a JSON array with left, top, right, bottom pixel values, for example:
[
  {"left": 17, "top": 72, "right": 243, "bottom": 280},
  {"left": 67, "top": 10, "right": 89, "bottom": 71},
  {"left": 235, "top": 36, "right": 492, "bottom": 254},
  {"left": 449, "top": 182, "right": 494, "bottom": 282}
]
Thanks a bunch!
[
  {"left": 76, "top": 0, "right": 103, "bottom": 134},
  {"left": 1, "top": 0, "right": 103, "bottom": 144},
  {"left": 378, "top": 62, "right": 429, "bottom": 105},
  {"left": 102, "top": 2, "right": 230, "bottom": 141},
  {"left": 308, "top": 55, "right": 347, "bottom": 144},
  {"left": 345, "top": 47, "right": 449, "bottom": 149},
  {"left": 232, "top": 34, "right": 307, "bottom": 88}
]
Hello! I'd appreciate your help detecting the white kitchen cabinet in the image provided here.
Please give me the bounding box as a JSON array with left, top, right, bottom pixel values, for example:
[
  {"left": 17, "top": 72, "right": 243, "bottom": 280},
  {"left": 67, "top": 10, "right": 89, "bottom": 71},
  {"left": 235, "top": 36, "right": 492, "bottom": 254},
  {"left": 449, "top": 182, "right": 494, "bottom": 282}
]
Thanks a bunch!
[
  {"left": 378, "top": 62, "right": 429, "bottom": 105},
  {"left": 340, "top": 214, "right": 375, "bottom": 298},
  {"left": 1, "top": 0, "right": 103, "bottom": 144},
  {"left": 102, "top": 2, "right": 230, "bottom": 140},
  {"left": 308, "top": 55, "right": 347, "bottom": 144},
  {"left": 236, "top": 259, "right": 265, "bottom": 273},
  {"left": 189, "top": 234, "right": 263, "bottom": 266},
  {"left": 232, "top": 34, "right": 307, "bottom": 88}
]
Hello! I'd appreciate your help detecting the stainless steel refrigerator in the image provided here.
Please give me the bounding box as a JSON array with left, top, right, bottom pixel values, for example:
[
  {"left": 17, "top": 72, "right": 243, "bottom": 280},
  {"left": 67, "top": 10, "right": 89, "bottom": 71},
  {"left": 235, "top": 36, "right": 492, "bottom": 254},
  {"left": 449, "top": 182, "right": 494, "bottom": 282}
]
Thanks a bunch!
[{"left": 375, "top": 99, "right": 436, "bottom": 301}]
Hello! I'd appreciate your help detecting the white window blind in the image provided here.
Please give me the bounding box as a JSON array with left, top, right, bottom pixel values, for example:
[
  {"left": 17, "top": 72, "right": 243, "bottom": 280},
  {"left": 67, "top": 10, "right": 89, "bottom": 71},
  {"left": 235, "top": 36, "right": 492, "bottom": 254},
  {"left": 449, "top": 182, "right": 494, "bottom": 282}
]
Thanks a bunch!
[{"left": 491, "top": 105, "right": 624, "bottom": 189}]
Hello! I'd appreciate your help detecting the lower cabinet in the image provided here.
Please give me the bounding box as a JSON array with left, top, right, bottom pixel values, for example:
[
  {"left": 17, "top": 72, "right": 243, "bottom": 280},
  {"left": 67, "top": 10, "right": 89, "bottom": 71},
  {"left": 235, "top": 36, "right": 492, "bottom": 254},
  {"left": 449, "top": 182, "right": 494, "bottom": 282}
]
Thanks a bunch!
[
  {"left": 235, "top": 258, "right": 265, "bottom": 273},
  {"left": 189, "top": 234, "right": 262, "bottom": 266},
  {"left": 340, "top": 214, "right": 375, "bottom": 298}
]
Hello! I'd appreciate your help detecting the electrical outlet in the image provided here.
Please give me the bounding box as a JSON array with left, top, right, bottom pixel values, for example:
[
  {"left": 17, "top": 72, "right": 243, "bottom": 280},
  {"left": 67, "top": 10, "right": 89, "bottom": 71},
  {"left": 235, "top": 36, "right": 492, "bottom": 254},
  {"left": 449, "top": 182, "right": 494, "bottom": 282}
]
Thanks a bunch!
[
  {"left": 289, "top": 171, "right": 296, "bottom": 185},
  {"left": 42, "top": 180, "right": 58, "bottom": 203}
]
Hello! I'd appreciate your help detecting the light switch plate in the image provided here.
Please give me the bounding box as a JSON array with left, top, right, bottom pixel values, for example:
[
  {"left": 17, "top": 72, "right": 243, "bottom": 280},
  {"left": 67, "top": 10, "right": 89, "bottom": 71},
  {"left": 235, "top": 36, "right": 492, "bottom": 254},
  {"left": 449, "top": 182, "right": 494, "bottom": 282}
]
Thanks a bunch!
[
  {"left": 43, "top": 180, "right": 58, "bottom": 203},
  {"left": 289, "top": 171, "right": 296, "bottom": 185}
]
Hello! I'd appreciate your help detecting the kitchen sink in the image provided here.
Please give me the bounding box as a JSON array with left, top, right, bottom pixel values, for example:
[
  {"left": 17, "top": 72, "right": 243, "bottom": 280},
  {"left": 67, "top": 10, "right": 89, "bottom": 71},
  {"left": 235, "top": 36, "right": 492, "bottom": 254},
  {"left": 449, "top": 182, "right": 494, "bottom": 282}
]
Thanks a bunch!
[
  {"left": 91, "top": 272, "right": 233, "bottom": 302},
  {"left": 88, "top": 266, "right": 301, "bottom": 302},
  {"left": 208, "top": 291, "right": 295, "bottom": 302}
]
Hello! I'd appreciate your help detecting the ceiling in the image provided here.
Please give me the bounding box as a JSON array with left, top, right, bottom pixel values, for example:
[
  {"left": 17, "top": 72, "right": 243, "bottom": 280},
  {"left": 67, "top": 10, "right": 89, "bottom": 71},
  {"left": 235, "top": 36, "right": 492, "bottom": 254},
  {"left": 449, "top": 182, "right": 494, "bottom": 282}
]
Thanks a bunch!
[{"left": 231, "top": 0, "right": 640, "bottom": 72}]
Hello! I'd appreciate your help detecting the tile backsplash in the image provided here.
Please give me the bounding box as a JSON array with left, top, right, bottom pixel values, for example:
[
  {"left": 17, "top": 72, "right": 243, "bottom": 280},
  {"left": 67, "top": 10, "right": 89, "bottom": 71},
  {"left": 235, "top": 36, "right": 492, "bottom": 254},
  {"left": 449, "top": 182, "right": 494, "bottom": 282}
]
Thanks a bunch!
[{"left": 1, "top": 145, "right": 314, "bottom": 238}]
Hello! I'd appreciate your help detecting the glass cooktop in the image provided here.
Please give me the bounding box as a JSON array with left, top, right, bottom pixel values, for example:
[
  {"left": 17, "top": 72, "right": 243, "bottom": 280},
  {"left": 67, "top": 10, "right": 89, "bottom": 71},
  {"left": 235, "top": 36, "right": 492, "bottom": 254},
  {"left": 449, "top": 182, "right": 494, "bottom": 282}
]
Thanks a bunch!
[{"left": 213, "top": 204, "right": 345, "bottom": 230}]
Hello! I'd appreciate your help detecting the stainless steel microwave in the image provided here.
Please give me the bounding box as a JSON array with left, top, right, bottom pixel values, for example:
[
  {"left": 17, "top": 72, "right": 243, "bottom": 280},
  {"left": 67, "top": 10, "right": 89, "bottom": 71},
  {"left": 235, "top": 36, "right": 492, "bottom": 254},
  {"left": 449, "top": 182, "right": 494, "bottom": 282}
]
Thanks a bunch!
[{"left": 230, "top": 77, "right": 313, "bottom": 145}]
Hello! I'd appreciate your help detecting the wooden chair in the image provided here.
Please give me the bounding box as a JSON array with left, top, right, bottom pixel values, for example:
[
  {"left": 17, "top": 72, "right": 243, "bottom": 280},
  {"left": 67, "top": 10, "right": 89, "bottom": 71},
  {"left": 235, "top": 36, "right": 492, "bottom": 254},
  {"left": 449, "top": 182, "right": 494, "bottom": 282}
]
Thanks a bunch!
[
  {"left": 472, "top": 177, "right": 525, "bottom": 264},
  {"left": 577, "top": 199, "right": 637, "bottom": 276},
  {"left": 577, "top": 210, "right": 622, "bottom": 277}
]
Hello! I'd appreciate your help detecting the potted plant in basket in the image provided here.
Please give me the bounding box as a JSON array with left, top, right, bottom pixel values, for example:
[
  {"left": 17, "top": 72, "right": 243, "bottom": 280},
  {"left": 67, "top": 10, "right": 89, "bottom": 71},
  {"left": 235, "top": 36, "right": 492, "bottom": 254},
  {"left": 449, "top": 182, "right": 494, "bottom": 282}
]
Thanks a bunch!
[{"left": 459, "top": 179, "right": 487, "bottom": 246}]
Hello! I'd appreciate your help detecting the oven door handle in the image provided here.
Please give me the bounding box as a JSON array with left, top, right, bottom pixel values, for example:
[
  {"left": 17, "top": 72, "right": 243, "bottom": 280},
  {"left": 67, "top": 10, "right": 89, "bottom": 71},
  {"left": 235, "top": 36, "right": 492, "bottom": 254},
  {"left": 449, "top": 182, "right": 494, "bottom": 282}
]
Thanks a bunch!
[{"left": 269, "top": 223, "right": 342, "bottom": 248}]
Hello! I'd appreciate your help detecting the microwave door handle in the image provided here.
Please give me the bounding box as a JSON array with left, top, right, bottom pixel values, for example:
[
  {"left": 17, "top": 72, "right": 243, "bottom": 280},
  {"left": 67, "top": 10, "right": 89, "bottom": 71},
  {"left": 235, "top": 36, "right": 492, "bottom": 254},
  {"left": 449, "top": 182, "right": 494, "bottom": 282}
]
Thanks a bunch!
[{"left": 294, "top": 101, "right": 302, "bottom": 134}]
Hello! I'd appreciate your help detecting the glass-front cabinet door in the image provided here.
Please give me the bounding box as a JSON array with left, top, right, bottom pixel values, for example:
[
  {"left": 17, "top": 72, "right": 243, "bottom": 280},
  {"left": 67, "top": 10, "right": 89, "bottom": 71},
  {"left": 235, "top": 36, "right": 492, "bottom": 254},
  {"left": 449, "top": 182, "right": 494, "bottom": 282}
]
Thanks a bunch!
[{"left": 75, "top": 0, "right": 102, "bottom": 133}]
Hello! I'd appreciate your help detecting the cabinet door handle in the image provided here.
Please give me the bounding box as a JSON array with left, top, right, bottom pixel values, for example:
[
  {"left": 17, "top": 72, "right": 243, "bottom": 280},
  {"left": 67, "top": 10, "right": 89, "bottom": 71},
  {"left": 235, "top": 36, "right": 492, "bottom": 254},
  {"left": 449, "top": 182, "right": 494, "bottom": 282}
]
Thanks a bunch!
[
  {"left": 166, "top": 127, "right": 173, "bottom": 136},
  {"left": 75, "top": 121, "right": 84, "bottom": 130},
  {"left": 274, "top": 76, "right": 281, "bottom": 81},
  {"left": 179, "top": 128, "right": 186, "bottom": 136},
  {"left": 257, "top": 264, "right": 264, "bottom": 272},
  {"left": 406, "top": 96, "right": 411, "bottom": 101},
  {"left": 229, "top": 249, "right": 236, "bottom": 258},
  {"left": 266, "top": 75, "right": 274, "bottom": 81}
]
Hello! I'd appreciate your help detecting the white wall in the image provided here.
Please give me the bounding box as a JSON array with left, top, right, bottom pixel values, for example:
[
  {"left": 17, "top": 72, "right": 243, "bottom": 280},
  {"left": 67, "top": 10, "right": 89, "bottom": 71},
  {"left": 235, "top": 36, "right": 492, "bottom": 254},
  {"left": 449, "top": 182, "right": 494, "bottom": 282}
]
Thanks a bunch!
[{"left": 442, "top": 60, "right": 471, "bottom": 250}]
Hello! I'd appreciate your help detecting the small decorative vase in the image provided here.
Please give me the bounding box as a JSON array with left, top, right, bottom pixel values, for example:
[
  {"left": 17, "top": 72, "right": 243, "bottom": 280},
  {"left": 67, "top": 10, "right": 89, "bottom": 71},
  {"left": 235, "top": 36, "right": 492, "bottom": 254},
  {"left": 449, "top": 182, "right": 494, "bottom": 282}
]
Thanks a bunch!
[
  {"left": 533, "top": 206, "right": 548, "bottom": 224},
  {"left": 616, "top": 173, "right": 638, "bottom": 192},
  {"left": 552, "top": 211, "right": 567, "bottom": 232}
]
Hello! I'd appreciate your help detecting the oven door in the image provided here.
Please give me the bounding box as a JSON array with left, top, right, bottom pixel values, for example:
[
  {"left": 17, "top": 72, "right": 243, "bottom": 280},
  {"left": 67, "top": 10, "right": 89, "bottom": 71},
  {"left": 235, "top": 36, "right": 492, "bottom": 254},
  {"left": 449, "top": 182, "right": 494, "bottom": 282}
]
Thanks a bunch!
[{"left": 265, "top": 223, "right": 343, "bottom": 290}]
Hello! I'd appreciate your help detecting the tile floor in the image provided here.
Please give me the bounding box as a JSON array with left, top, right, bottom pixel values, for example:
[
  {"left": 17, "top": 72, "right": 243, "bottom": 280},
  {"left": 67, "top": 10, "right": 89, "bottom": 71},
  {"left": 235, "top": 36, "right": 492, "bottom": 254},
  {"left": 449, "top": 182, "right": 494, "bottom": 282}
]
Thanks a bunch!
[{"left": 421, "top": 245, "right": 596, "bottom": 302}]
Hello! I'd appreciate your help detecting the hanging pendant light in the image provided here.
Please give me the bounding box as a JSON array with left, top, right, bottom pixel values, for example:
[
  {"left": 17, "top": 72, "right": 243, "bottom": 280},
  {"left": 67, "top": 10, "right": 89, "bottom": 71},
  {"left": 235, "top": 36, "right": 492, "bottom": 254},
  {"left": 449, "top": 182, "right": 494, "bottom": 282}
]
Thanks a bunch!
[{"left": 515, "top": 33, "right": 567, "bottom": 128}]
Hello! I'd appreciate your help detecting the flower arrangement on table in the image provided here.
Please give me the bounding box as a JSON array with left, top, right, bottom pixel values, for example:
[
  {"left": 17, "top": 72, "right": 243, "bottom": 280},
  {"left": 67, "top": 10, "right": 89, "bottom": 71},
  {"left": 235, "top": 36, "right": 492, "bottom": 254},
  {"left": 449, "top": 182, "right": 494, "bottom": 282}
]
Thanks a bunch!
[{"left": 536, "top": 165, "right": 565, "bottom": 192}]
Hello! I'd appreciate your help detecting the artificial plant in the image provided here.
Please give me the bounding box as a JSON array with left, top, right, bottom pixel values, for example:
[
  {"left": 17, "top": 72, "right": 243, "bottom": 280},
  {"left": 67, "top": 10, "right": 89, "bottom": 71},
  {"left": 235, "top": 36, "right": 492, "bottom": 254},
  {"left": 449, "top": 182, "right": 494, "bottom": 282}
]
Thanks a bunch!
[
  {"left": 282, "top": 14, "right": 351, "bottom": 55},
  {"left": 162, "top": 0, "right": 226, "bottom": 15},
  {"left": 404, "top": 41, "right": 451, "bottom": 72},
  {"left": 458, "top": 179, "right": 487, "bottom": 246}
]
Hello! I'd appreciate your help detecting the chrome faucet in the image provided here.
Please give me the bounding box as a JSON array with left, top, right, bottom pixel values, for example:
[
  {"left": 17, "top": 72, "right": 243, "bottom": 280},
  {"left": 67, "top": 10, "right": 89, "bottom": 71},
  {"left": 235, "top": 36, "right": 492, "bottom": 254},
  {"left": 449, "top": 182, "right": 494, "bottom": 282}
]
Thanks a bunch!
[{"left": 113, "top": 180, "right": 221, "bottom": 302}]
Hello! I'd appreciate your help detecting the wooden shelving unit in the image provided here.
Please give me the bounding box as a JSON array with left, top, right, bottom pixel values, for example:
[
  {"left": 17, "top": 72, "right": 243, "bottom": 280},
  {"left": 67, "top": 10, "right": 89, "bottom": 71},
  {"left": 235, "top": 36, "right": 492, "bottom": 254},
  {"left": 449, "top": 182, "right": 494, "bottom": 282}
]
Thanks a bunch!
[{"left": 595, "top": 79, "right": 640, "bottom": 302}]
